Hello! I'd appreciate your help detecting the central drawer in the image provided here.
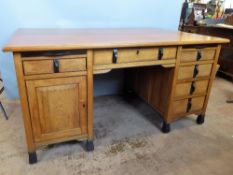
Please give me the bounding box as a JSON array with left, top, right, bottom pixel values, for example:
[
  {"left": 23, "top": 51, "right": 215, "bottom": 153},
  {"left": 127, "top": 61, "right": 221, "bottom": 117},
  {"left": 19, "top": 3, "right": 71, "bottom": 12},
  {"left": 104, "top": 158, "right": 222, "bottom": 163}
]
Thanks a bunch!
[
  {"left": 23, "top": 57, "right": 86, "bottom": 75},
  {"left": 94, "top": 47, "right": 177, "bottom": 65}
]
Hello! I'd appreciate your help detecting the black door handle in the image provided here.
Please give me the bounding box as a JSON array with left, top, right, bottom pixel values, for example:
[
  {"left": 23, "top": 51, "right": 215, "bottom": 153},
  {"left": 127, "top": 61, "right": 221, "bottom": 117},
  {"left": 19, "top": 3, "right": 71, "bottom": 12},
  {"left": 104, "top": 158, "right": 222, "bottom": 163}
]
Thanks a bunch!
[
  {"left": 197, "top": 50, "right": 202, "bottom": 61},
  {"left": 53, "top": 59, "right": 59, "bottom": 73},
  {"left": 186, "top": 99, "right": 192, "bottom": 112},
  {"left": 190, "top": 81, "right": 196, "bottom": 95},
  {"left": 193, "top": 65, "right": 199, "bottom": 78},
  {"left": 113, "top": 49, "right": 118, "bottom": 63},
  {"left": 158, "top": 48, "right": 164, "bottom": 60}
]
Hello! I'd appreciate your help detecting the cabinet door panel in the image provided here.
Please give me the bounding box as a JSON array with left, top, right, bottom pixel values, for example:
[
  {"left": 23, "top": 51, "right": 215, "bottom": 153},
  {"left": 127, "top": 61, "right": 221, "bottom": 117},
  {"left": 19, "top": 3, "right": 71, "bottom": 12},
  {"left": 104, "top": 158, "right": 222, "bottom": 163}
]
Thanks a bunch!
[{"left": 26, "top": 76, "right": 87, "bottom": 142}]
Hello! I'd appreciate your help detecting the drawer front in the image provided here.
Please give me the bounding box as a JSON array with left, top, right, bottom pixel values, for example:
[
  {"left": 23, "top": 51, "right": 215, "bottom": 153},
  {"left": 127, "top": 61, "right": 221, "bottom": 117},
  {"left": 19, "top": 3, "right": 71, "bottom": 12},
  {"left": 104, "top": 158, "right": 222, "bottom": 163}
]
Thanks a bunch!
[
  {"left": 175, "top": 80, "right": 209, "bottom": 98},
  {"left": 178, "top": 64, "right": 212, "bottom": 80},
  {"left": 23, "top": 58, "right": 86, "bottom": 75},
  {"left": 181, "top": 47, "right": 216, "bottom": 63},
  {"left": 117, "top": 47, "right": 176, "bottom": 63},
  {"left": 93, "top": 47, "right": 177, "bottom": 65},
  {"left": 172, "top": 96, "right": 206, "bottom": 116}
]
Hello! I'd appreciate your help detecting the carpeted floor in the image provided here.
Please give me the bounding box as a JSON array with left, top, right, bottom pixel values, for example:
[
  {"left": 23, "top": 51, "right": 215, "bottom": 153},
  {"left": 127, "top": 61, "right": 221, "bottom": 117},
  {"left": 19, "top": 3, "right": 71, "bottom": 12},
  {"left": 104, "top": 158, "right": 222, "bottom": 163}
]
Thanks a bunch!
[{"left": 0, "top": 77, "right": 232, "bottom": 175}]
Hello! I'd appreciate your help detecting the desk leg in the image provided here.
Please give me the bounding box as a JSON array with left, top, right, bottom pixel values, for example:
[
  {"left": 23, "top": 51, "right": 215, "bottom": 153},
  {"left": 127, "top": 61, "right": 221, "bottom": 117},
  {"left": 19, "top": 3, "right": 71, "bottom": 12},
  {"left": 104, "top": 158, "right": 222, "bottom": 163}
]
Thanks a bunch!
[
  {"left": 196, "top": 114, "right": 205, "bottom": 124},
  {"left": 87, "top": 50, "right": 94, "bottom": 151},
  {"left": 86, "top": 140, "right": 94, "bottom": 151},
  {"left": 28, "top": 151, "right": 37, "bottom": 164},
  {"left": 161, "top": 121, "right": 171, "bottom": 133}
]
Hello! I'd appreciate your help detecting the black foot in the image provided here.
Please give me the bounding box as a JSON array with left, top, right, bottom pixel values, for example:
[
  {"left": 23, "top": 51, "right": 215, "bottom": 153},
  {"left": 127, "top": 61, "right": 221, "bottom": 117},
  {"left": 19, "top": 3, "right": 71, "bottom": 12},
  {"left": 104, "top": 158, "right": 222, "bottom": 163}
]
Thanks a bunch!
[
  {"left": 28, "top": 152, "right": 37, "bottom": 164},
  {"left": 161, "top": 121, "right": 171, "bottom": 134},
  {"left": 86, "top": 140, "right": 94, "bottom": 152},
  {"left": 0, "top": 102, "right": 8, "bottom": 120},
  {"left": 196, "top": 115, "right": 205, "bottom": 125}
]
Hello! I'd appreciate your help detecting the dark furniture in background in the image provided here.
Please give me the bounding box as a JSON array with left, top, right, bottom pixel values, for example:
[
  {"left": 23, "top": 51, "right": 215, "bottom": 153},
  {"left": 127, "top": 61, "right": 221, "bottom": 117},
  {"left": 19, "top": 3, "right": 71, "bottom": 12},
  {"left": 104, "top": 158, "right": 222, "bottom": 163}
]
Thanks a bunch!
[{"left": 182, "top": 25, "right": 233, "bottom": 78}]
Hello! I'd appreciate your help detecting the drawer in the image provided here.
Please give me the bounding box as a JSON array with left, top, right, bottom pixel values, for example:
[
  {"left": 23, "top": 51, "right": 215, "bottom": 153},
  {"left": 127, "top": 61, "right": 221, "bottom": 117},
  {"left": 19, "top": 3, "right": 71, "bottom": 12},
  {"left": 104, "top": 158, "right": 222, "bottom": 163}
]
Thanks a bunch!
[
  {"left": 94, "top": 47, "right": 177, "bottom": 65},
  {"left": 177, "top": 64, "right": 212, "bottom": 80},
  {"left": 175, "top": 80, "right": 209, "bottom": 98},
  {"left": 181, "top": 47, "right": 216, "bottom": 63},
  {"left": 171, "top": 96, "right": 206, "bottom": 116},
  {"left": 23, "top": 58, "right": 86, "bottom": 75}
]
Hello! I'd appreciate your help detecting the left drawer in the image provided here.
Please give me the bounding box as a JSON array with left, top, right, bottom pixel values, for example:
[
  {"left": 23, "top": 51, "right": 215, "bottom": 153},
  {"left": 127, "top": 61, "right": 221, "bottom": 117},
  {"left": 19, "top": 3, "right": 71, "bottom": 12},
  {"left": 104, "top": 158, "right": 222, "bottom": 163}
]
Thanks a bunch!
[{"left": 23, "top": 58, "right": 86, "bottom": 75}]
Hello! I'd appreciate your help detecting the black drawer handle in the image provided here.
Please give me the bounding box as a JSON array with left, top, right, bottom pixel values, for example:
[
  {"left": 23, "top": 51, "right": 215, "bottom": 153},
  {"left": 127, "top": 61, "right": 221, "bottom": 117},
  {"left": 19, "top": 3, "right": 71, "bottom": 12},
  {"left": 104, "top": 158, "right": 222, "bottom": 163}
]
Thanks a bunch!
[
  {"left": 158, "top": 48, "right": 164, "bottom": 60},
  {"left": 53, "top": 59, "right": 59, "bottom": 73},
  {"left": 193, "top": 65, "right": 199, "bottom": 78},
  {"left": 113, "top": 49, "right": 118, "bottom": 64},
  {"left": 190, "top": 81, "right": 196, "bottom": 95},
  {"left": 197, "top": 50, "right": 202, "bottom": 61},
  {"left": 186, "top": 99, "right": 192, "bottom": 112}
]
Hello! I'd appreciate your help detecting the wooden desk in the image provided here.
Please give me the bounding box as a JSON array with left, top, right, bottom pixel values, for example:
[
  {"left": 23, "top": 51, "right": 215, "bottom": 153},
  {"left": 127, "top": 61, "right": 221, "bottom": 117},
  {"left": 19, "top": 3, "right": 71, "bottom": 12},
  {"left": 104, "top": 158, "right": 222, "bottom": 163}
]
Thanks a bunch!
[{"left": 2, "top": 28, "right": 229, "bottom": 164}]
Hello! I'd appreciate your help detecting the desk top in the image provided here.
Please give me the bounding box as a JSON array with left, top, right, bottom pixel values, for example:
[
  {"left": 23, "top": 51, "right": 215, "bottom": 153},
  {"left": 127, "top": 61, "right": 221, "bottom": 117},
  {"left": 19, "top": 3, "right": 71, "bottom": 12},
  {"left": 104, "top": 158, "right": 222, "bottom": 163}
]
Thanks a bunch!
[{"left": 3, "top": 28, "right": 229, "bottom": 52}]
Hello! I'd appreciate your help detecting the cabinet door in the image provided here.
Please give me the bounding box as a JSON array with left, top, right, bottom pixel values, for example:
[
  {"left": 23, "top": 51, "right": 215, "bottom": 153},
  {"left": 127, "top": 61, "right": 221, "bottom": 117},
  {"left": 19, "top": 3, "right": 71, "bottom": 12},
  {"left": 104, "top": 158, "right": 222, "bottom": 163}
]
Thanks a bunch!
[{"left": 26, "top": 76, "right": 87, "bottom": 142}]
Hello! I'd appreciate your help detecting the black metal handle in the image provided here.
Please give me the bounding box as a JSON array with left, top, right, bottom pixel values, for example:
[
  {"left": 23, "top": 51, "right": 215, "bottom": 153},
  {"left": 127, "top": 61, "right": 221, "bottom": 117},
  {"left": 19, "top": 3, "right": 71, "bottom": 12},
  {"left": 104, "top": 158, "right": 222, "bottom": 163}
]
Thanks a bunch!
[
  {"left": 186, "top": 99, "right": 192, "bottom": 112},
  {"left": 193, "top": 65, "right": 199, "bottom": 78},
  {"left": 113, "top": 49, "right": 118, "bottom": 64},
  {"left": 190, "top": 81, "right": 196, "bottom": 95},
  {"left": 53, "top": 59, "right": 59, "bottom": 73},
  {"left": 158, "top": 48, "right": 164, "bottom": 60},
  {"left": 197, "top": 50, "right": 202, "bottom": 61}
]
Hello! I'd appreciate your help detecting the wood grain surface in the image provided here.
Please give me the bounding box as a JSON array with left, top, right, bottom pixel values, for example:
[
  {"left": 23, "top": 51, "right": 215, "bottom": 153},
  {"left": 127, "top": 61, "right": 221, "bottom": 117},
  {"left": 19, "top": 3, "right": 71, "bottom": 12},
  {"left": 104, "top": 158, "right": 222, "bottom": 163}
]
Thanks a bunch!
[{"left": 3, "top": 28, "right": 229, "bottom": 52}]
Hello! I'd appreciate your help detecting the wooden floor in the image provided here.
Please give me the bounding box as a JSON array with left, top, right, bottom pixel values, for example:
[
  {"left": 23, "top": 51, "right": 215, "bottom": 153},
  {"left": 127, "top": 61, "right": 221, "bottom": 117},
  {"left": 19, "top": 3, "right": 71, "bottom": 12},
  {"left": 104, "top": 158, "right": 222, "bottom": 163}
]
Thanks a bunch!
[{"left": 0, "top": 77, "right": 232, "bottom": 175}]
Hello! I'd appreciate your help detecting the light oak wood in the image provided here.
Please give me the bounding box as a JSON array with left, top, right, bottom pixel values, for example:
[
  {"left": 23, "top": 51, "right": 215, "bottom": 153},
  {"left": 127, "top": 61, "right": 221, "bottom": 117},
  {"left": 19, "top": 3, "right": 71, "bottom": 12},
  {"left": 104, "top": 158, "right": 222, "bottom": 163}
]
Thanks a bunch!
[
  {"left": 201, "top": 45, "right": 222, "bottom": 115},
  {"left": 93, "top": 47, "right": 176, "bottom": 66},
  {"left": 178, "top": 64, "right": 212, "bottom": 80},
  {"left": 116, "top": 47, "right": 176, "bottom": 63},
  {"left": 180, "top": 47, "right": 216, "bottom": 63},
  {"left": 13, "top": 53, "right": 36, "bottom": 152},
  {"left": 23, "top": 60, "right": 53, "bottom": 75},
  {"left": 59, "top": 58, "right": 86, "bottom": 72},
  {"left": 26, "top": 76, "right": 87, "bottom": 142},
  {"left": 129, "top": 65, "right": 176, "bottom": 116},
  {"left": 161, "top": 64, "right": 176, "bottom": 68},
  {"left": 35, "top": 134, "right": 88, "bottom": 147},
  {"left": 87, "top": 50, "right": 94, "bottom": 140},
  {"left": 24, "top": 71, "right": 87, "bottom": 80},
  {"left": 22, "top": 54, "right": 87, "bottom": 61},
  {"left": 171, "top": 96, "right": 206, "bottom": 117},
  {"left": 148, "top": 67, "right": 174, "bottom": 115},
  {"left": 180, "top": 59, "right": 214, "bottom": 66},
  {"left": 3, "top": 29, "right": 228, "bottom": 161},
  {"left": 165, "top": 46, "right": 183, "bottom": 122},
  {"left": 94, "top": 59, "right": 176, "bottom": 70},
  {"left": 23, "top": 58, "right": 86, "bottom": 75},
  {"left": 93, "top": 69, "right": 112, "bottom": 74},
  {"left": 2, "top": 29, "right": 229, "bottom": 52},
  {"left": 175, "top": 80, "right": 209, "bottom": 99}
]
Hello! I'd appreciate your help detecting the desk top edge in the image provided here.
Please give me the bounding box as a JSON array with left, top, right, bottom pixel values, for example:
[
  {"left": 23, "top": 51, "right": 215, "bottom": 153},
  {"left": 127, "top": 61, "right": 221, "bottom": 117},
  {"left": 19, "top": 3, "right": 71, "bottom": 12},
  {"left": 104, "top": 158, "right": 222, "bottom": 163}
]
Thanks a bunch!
[{"left": 3, "top": 28, "right": 230, "bottom": 52}]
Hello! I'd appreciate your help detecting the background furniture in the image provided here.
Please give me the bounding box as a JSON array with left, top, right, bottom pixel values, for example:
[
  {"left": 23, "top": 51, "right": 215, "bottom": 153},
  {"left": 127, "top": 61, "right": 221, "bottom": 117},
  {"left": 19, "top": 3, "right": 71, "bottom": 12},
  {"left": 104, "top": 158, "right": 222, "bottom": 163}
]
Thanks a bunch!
[
  {"left": 0, "top": 78, "right": 8, "bottom": 120},
  {"left": 182, "top": 25, "right": 233, "bottom": 78},
  {"left": 2, "top": 28, "right": 229, "bottom": 164}
]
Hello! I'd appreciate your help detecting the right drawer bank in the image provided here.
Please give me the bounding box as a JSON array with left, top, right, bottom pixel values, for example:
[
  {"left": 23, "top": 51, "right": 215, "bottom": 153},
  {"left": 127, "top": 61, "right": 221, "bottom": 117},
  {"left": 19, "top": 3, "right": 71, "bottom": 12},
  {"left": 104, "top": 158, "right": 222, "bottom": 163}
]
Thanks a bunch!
[{"left": 170, "top": 45, "right": 218, "bottom": 121}]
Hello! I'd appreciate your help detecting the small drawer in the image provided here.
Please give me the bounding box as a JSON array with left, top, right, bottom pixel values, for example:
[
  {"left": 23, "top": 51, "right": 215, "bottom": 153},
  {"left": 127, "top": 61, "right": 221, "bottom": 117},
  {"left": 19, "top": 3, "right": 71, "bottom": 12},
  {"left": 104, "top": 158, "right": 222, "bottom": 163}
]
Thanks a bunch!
[
  {"left": 93, "top": 47, "right": 177, "bottom": 65},
  {"left": 175, "top": 80, "right": 209, "bottom": 98},
  {"left": 171, "top": 96, "right": 206, "bottom": 116},
  {"left": 23, "top": 58, "right": 86, "bottom": 75},
  {"left": 181, "top": 47, "right": 216, "bottom": 63},
  {"left": 177, "top": 64, "right": 212, "bottom": 80}
]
